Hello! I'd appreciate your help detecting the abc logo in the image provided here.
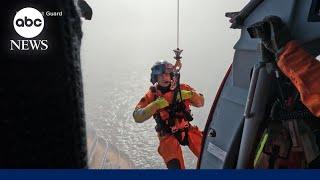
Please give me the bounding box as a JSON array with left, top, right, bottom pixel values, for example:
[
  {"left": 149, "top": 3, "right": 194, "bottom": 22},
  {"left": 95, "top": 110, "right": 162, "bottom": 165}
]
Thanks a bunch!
[{"left": 13, "top": 7, "right": 44, "bottom": 38}]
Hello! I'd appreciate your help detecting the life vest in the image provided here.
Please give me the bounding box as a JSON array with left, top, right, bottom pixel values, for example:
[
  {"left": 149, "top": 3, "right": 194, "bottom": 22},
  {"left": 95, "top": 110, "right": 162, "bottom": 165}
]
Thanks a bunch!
[{"left": 149, "top": 85, "right": 194, "bottom": 145}]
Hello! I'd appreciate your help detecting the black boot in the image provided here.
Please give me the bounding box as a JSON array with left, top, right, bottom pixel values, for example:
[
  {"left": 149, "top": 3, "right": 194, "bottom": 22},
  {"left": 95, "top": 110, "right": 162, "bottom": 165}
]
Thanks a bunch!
[{"left": 166, "top": 159, "right": 181, "bottom": 169}]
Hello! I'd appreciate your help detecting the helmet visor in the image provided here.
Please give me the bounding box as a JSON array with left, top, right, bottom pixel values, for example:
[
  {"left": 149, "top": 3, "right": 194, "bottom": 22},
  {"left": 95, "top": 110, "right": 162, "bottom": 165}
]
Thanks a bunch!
[{"left": 152, "top": 63, "right": 174, "bottom": 75}]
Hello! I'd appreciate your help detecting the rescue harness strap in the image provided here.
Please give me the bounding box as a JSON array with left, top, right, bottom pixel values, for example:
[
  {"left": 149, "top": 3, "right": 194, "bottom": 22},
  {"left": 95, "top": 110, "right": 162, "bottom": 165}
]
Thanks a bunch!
[{"left": 151, "top": 84, "right": 193, "bottom": 146}]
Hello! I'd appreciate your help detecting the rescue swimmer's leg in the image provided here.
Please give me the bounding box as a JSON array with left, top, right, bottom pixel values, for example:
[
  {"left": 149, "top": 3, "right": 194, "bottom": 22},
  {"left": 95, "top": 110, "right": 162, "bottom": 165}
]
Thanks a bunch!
[
  {"left": 158, "top": 135, "right": 185, "bottom": 169},
  {"left": 187, "top": 126, "right": 203, "bottom": 158},
  {"left": 166, "top": 159, "right": 181, "bottom": 169}
]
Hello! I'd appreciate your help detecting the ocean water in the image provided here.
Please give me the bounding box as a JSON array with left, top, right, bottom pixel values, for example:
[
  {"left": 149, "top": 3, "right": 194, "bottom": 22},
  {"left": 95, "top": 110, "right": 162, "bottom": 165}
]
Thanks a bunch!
[{"left": 81, "top": 0, "right": 247, "bottom": 169}]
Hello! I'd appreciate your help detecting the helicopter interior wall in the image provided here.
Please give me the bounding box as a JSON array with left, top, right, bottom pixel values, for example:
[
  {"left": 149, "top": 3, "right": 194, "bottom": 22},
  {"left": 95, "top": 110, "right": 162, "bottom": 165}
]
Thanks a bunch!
[
  {"left": 200, "top": 0, "right": 320, "bottom": 169},
  {"left": 232, "top": 50, "right": 259, "bottom": 89},
  {"left": 308, "top": 0, "right": 320, "bottom": 22},
  {"left": 292, "top": 0, "right": 320, "bottom": 42},
  {"left": 199, "top": 42, "right": 273, "bottom": 169},
  {"left": 199, "top": 73, "right": 246, "bottom": 168}
]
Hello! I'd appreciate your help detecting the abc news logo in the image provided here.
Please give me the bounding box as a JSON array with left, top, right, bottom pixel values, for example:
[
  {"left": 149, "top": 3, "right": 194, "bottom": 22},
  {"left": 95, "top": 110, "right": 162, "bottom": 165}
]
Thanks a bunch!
[
  {"left": 10, "top": 7, "right": 48, "bottom": 51},
  {"left": 15, "top": 16, "right": 42, "bottom": 28}
]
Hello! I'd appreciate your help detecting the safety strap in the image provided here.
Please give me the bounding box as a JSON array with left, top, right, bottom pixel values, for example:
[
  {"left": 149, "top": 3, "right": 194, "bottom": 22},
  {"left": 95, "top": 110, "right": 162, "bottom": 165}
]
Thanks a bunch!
[
  {"left": 168, "top": 85, "right": 180, "bottom": 127},
  {"left": 254, "top": 130, "right": 269, "bottom": 167}
]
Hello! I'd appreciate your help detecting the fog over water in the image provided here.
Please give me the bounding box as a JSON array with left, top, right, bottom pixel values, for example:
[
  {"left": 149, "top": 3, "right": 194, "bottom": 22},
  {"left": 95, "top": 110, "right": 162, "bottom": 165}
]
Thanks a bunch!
[{"left": 81, "top": 0, "right": 248, "bottom": 169}]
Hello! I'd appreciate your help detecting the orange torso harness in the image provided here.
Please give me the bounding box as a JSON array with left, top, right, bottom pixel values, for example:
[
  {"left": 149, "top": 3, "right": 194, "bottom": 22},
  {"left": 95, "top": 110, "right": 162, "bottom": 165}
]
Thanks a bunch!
[{"left": 149, "top": 84, "right": 194, "bottom": 145}]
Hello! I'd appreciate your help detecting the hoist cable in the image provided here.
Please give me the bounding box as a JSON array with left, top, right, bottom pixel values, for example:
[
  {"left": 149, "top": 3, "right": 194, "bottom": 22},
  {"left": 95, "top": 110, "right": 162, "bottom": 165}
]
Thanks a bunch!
[{"left": 177, "top": 0, "right": 180, "bottom": 49}]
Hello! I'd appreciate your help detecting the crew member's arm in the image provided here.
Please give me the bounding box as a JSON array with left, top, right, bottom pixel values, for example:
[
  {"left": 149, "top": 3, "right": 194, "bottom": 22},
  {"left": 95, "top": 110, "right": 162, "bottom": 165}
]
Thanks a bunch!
[
  {"left": 133, "top": 94, "right": 169, "bottom": 123},
  {"left": 277, "top": 41, "right": 320, "bottom": 117},
  {"left": 248, "top": 16, "right": 320, "bottom": 118}
]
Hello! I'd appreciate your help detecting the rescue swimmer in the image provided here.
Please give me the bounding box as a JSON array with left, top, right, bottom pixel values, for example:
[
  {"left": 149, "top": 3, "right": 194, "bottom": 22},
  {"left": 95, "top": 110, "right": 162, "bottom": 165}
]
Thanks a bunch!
[{"left": 133, "top": 56, "right": 204, "bottom": 169}]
